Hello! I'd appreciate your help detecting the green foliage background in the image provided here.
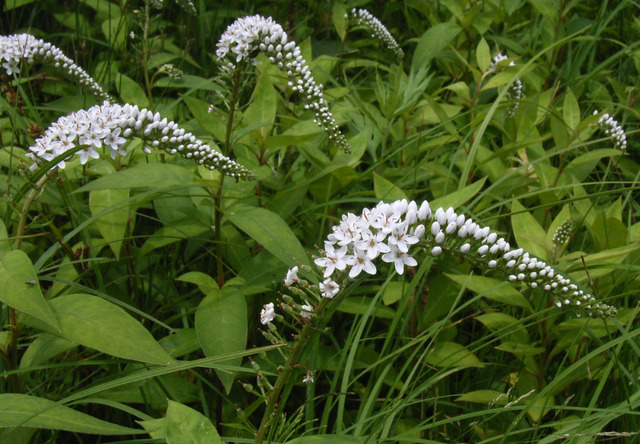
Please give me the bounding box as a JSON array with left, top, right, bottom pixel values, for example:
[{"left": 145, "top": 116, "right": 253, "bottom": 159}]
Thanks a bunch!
[{"left": 1, "top": 0, "right": 639, "bottom": 442}]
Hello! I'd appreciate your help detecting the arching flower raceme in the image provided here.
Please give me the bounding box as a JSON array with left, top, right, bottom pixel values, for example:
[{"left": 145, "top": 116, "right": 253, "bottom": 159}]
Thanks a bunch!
[
  {"left": 593, "top": 110, "right": 627, "bottom": 150},
  {"left": 0, "top": 34, "right": 112, "bottom": 102},
  {"left": 216, "top": 15, "right": 350, "bottom": 152},
  {"left": 489, "top": 53, "right": 522, "bottom": 118},
  {"left": 552, "top": 219, "right": 574, "bottom": 248},
  {"left": 308, "top": 200, "right": 616, "bottom": 318},
  {"left": 347, "top": 9, "right": 404, "bottom": 60},
  {"left": 27, "top": 102, "right": 255, "bottom": 179}
]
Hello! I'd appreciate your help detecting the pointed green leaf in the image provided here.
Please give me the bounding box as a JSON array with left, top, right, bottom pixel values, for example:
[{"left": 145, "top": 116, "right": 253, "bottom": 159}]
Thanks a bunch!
[
  {"left": 373, "top": 172, "right": 407, "bottom": 202},
  {"left": 476, "top": 38, "right": 491, "bottom": 72},
  {"left": 90, "top": 188, "right": 129, "bottom": 259},
  {"left": 177, "top": 272, "right": 219, "bottom": 296},
  {"left": 226, "top": 204, "right": 310, "bottom": 267},
  {"left": 456, "top": 390, "right": 507, "bottom": 405},
  {"left": 76, "top": 163, "right": 194, "bottom": 192},
  {"left": 0, "top": 218, "right": 10, "bottom": 257},
  {"left": 20, "top": 333, "right": 76, "bottom": 369},
  {"left": 195, "top": 286, "right": 247, "bottom": 393},
  {"left": 425, "top": 342, "right": 484, "bottom": 368},
  {"left": 0, "top": 394, "right": 142, "bottom": 435},
  {"left": 48, "top": 294, "right": 173, "bottom": 365},
  {"left": 434, "top": 177, "right": 486, "bottom": 208},
  {"left": 164, "top": 401, "right": 221, "bottom": 444},
  {"left": 243, "top": 69, "right": 277, "bottom": 139},
  {"left": 412, "top": 22, "right": 461, "bottom": 69},
  {"left": 563, "top": 89, "right": 580, "bottom": 132},
  {"left": 511, "top": 200, "right": 550, "bottom": 262},
  {"left": 116, "top": 73, "right": 149, "bottom": 107},
  {"left": 0, "top": 250, "right": 59, "bottom": 331},
  {"left": 332, "top": 2, "right": 347, "bottom": 41}
]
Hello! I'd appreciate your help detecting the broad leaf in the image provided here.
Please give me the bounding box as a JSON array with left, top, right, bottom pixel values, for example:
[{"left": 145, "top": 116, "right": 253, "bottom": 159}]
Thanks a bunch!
[
  {"left": 243, "top": 69, "right": 276, "bottom": 139},
  {"left": 412, "top": 22, "right": 461, "bottom": 69},
  {"left": 373, "top": 172, "right": 407, "bottom": 202},
  {"left": 76, "top": 163, "right": 194, "bottom": 192},
  {"left": 48, "top": 294, "right": 173, "bottom": 365},
  {"left": 195, "top": 286, "right": 247, "bottom": 393},
  {"left": 89, "top": 188, "right": 129, "bottom": 259},
  {"left": 511, "top": 201, "right": 550, "bottom": 262},
  {"left": 164, "top": 401, "right": 221, "bottom": 444},
  {"left": 445, "top": 273, "right": 533, "bottom": 311},
  {"left": 0, "top": 250, "right": 59, "bottom": 331},
  {"left": 226, "top": 204, "right": 310, "bottom": 267},
  {"left": 425, "top": 342, "right": 484, "bottom": 368}
]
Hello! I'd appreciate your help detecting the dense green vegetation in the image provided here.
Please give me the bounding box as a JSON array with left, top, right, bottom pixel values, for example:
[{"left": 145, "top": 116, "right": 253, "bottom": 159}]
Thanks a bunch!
[{"left": 1, "top": 0, "right": 639, "bottom": 442}]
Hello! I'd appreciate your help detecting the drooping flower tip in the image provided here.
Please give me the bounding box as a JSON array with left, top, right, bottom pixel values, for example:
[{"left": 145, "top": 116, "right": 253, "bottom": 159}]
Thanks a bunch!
[
  {"left": 0, "top": 33, "right": 112, "bottom": 102},
  {"left": 489, "top": 52, "right": 522, "bottom": 118},
  {"left": 216, "top": 15, "right": 350, "bottom": 152},
  {"left": 308, "top": 199, "right": 616, "bottom": 318},
  {"left": 552, "top": 218, "right": 574, "bottom": 248},
  {"left": 348, "top": 9, "right": 404, "bottom": 59},
  {"left": 27, "top": 102, "right": 255, "bottom": 179}
]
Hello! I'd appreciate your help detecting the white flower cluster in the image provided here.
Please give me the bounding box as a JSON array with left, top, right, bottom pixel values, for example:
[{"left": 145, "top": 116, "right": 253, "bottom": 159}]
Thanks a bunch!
[
  {"left": 489, "top": 53, "right": 522, "bottom": 118},
  {"left": 347, "top": 9, "right": 404, "bottom": 60},
  {"left": 0, "top": 34, "right": 112, "bottom": 103},
  {"left": 593, "top": 110, "right": 627, "bottom": 150},
  {"left": 552, "top": 218, "right": 574, "bottom": 248},
  {"left": 305, "top": 200, "right": 616, "bottom": 317},
  {"left": 27, "top": 102, "right": 255, "bottom": 179},
  {"left": 216, "top": 15, "right": 350, "bottom": 152}
]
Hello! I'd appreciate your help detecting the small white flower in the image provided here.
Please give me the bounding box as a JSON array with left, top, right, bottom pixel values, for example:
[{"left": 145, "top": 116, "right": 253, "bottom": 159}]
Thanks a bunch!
[
  {"left": 284, "top": 266, "right": 299, "bottom": 286},
  {"left": 314, "top": 242, "right": 348, "bottom": 278},
  {"left": 300, "top": 304, "right": 314, "bottom": 319},
  {"left": 319, "top": 278, "right": 340, "bottom": 298},
  {"left": 260, "top": 302, "right": 276, "bottom": 325},
  {"left": 345, "top": 247, "right": 377, "bottom": 278},
  {"left": 381, "top": 244, "right": 417, "bottom": 275},
  {"left": 303, "top": 370, "right": 314, "bottom": 384}
]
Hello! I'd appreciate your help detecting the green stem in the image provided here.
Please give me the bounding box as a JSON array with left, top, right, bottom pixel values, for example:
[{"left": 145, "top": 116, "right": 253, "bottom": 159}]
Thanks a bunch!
[
  {"left": 255, "top": 298, "right": 330, "bottom": 444},
  {"left": 5, "top": 173, "right": 51, "bottom": 393}
]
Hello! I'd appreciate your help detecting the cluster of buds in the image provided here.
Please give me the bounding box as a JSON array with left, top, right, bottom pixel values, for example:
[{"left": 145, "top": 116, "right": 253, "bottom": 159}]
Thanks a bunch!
[
  {"left": 593, "top": 110, "right": 627, "bottom": 150},
  {"left": 0, "top": 33, "right": 112, "bottom": 103},
  {"left": 489, "top": 53, "right": 522, "bottom": 118},
  {"left": 552, "top": 218, "right": 574, "bottom": 248},
  {"left": 347, "top": 9, "right": 404, "bottom": 60},
  {"left": 148, "top": 0, "right": 196, "bottom": 15},
  {"left": 216, "top": 15, "right": 350, "bottom": 152},
  {"left": 263, "top": 200, "right": 616, "bottom": 329},
  {"left": 26, "top": 101, "right": 255, "bottom": 179},
  {"left": 157, "top": 63, "right": 183, "bottom": 80}
]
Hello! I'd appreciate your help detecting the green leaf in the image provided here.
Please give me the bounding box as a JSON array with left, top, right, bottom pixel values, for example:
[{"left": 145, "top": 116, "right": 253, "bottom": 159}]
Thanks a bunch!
[
  {"left": 476, "top": 38, "right": 491, "bottom": 72},
  {"left": 373, "top": 172, "right": 407, "bottom": 202},
  {"left": 242, "top": 69, "right": 277, "bottom": 139},
  {"left": 48, "top": 294, "right": 173, "bottom": 365},
  {"left": 511, "top": 201, "right": 550, "bottom": 262},
  {"left": 89, "top": 188, "right": 129, "bottom": 259},
  {"left": 0, "top": 218, "right": 11, "bottom": 258},
  {"left": 412, "top": 22, "right": 461, "bottom": 70},
  {"left": 475, "top": 312, "right": 528, "bottom": 343},
  {"left": 164, "top": 401, "right": 221, "bottom": 444},
  {"left": 116, "top": 73, "right": 149, "bottom": 107},
  {"left": 226, "top": 204, "right": 311, "bottom": 267},
  {"left": 286, "top": 436, "right": 365, "bottom": 444},
  {"left": 425, "top": 342, "right": 484, "bottom": 368},
  {"left": 4, "top": 0, "right": 37, "bottom": 11},
  {"left": 495, "top": 342, "right": 545, "bottom": 356},
  {"left": 445, "top": 273, "right": 533, "bottom": 311},
  {"left": 332, "top": 2, "right": 348, "bottom": 41},
  {"left": 76, "top": 163, "right": 194, "bottom": 192},
  {"left": 445, "top": 82, "right": 471, "bottom": 102},
  {"left": 0, "top": 250, "right": 59, "bottom": 331},
  {"left": 433, "top": 177, "right": 486, "bottom": 208},
  {"left": 177, "top": 272, "right": 219, "bottom": 296},
  {"left": 139, "top": 220, "right": 209, "bottom": 257},
  {"left": 19, "top": 333, "right": 76, "bottom": 370},
  {"left": 382, "top": 281, "right": 407, "bottom": 306},
  {"left": 195, "top": 286, "right": 247, "bottom": 393},
  {"left": 563, "top": 89, "right": 580, "bottom": 132},
  {"left": 456, "top": 390, "right": 507, "bottom": 405},
  {"left": 0, "top": 394, "right": 142, "bottom": 435}
]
